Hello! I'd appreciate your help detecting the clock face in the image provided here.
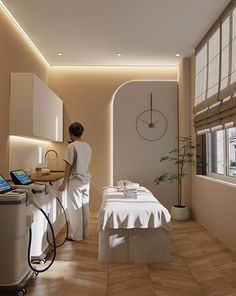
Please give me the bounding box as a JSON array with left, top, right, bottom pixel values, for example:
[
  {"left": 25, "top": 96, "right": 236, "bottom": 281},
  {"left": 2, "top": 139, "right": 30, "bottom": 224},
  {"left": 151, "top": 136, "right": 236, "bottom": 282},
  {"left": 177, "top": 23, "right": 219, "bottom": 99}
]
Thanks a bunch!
[{"left": 136, "top": 109, "right": 168, "bottom": 141}]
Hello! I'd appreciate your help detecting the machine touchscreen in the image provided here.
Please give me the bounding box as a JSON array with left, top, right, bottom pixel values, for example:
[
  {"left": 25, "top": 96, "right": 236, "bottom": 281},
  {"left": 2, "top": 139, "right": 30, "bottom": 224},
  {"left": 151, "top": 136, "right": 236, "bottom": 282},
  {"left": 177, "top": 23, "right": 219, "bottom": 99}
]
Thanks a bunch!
[
  {"left": 0, "top": 175, "right": 13, "bottom": 194},
  {"left": 10, "top": 169, "right": 33, "bottom": 185}
]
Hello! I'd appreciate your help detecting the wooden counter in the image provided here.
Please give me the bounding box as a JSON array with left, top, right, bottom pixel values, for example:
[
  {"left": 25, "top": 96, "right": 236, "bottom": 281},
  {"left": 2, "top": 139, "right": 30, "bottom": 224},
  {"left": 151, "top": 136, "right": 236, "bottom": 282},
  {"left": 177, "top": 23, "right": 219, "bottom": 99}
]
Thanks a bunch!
[
  {"left": 30, "top": 172, "right": 64, "bottom": 182},
  {"left": 7, "top": 171, "right": 64, "bottom": 183}
]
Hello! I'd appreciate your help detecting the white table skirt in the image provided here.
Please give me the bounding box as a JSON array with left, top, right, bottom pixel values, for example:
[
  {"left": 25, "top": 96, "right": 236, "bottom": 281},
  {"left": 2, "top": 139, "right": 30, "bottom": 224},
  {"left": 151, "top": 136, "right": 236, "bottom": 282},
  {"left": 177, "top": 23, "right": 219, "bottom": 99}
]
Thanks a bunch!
[
  {"left": 98, "top": 227, "right": 170, "bottom": 263},
  {"left": 98, "top": 186, "right": 171, "bottom": 263}
]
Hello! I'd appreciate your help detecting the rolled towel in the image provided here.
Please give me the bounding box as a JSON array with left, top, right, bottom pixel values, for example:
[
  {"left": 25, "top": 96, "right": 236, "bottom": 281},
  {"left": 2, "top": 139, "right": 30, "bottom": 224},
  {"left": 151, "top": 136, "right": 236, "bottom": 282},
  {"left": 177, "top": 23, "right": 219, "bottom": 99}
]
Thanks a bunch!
[
  {"left": 117, "top": 179, "right": 132, "bottom": 187},
  {"left": 126, "top": 183, "right": 139, "bottom": 190}
]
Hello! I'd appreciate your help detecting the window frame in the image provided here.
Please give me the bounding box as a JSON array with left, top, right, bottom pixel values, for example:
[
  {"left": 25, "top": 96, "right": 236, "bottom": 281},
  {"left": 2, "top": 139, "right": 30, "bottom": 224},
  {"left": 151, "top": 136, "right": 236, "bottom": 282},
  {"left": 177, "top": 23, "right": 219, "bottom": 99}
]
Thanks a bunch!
[{"left": 205, "top": 128, "right": 236, "bottom": 184}]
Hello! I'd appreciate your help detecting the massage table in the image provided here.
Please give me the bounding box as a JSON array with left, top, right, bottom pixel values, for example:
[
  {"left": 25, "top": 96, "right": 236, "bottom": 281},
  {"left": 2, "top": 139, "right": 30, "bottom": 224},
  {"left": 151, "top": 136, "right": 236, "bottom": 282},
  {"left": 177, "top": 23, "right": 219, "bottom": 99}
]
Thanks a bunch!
[{"left": 98, "top": 186, "right": 171, "bottom": 263}]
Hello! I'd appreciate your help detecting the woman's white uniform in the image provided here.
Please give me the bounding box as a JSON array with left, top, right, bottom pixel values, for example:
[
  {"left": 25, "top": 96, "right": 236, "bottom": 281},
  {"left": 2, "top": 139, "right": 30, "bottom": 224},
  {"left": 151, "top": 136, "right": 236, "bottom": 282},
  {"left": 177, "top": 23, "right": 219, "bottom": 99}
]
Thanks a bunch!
[{"left": 64, "top": 141, "right": 92, "bottom": 241}]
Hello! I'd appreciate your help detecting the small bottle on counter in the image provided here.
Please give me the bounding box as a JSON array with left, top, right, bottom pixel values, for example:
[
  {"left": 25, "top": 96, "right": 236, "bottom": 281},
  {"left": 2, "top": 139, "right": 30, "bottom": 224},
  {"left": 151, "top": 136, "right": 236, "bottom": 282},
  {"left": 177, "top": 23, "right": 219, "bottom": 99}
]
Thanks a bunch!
[{"left": 35, "top": 166, "right": 42, "bottom": 177}]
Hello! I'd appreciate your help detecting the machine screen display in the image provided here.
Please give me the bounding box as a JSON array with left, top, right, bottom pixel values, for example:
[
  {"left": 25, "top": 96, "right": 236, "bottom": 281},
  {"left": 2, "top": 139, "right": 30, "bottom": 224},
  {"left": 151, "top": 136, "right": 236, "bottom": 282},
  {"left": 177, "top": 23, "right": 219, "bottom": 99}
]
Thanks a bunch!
[
  {"left": 10, "top": 170, "right": 33, "bottom": 185},
  {"left": 0, "top": 175, "right": 12, "bottom": 194}
]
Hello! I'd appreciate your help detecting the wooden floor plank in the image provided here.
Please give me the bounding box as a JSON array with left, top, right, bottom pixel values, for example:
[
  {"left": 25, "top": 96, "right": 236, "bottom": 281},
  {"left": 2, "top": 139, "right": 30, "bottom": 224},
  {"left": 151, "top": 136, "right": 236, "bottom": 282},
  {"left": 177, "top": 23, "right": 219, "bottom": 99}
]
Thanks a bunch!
[
  {"left": 23, "top": 215, "right": 236, "bottom": 296},
  {"left": 107, "top": 263, "right": 155, "bottom": 296}
]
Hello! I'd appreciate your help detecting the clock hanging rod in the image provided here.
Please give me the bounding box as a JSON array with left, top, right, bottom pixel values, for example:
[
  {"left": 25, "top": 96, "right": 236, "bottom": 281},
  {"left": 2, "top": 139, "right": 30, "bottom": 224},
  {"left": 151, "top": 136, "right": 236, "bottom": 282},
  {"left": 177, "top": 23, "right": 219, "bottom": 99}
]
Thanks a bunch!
[{"left": 150, "top": 93, "right": 154, "bottom": 128}]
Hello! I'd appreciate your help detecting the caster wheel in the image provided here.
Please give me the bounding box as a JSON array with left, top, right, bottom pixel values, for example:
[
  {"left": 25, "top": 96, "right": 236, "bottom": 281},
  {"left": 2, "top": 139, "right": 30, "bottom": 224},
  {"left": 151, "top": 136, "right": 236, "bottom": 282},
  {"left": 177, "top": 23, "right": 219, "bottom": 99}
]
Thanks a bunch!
[{"left": 17, "top": 288, "right": 27, "bottom": 295}]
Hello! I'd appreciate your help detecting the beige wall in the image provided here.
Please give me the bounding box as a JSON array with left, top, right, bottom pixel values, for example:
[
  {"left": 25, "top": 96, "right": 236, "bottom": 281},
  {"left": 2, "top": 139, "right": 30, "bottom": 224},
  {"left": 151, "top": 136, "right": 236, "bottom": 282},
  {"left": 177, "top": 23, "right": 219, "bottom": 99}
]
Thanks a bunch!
[
  {"left": 192, "top": 176, "right": 236, "bottom": 253},
  {"left": 48, "top": 67, "right": 177, "bottom": 211},
  {"left": 178, "top": 58, "right": 192, "bottom": 207},
  {"left": 0, "top": 9, "right": 48, "bottom": 177},
  {"left": 190, "top": 55, "right": 236, "bottom": 253}
]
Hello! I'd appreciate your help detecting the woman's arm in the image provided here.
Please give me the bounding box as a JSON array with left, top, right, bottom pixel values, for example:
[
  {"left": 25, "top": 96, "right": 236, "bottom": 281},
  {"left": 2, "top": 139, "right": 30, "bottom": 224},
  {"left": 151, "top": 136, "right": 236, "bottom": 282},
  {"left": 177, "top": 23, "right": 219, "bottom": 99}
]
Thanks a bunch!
[{"left": 58, "top": 162, "right": 72, "bottom": 192}]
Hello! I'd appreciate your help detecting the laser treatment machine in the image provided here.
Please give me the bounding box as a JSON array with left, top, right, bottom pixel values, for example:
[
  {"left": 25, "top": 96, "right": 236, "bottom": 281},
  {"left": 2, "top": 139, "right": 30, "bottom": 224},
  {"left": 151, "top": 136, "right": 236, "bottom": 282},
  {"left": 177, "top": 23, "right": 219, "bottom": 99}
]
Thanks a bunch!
[
  {"left": 10, "top": 170, "right": 68, "bottom": 261},
  {"left": 0, "top": 175, "right": 34, "bottom": 296},
  {"left": 10, "top": 170, "right": 53, "bottom": 263},
  {"left": 0, "top": 168, "right": 68, "bottom": 294},
  {"left": 0, "top": 171, "right": 58, "bottom": 295}
]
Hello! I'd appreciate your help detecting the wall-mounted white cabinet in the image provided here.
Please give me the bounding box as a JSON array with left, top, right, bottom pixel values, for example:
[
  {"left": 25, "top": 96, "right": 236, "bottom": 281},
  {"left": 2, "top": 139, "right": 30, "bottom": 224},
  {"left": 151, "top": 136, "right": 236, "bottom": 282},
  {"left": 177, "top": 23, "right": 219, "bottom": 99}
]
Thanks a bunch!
[{"left": 9, "top": 73, "right": 63, "bottom": 142}]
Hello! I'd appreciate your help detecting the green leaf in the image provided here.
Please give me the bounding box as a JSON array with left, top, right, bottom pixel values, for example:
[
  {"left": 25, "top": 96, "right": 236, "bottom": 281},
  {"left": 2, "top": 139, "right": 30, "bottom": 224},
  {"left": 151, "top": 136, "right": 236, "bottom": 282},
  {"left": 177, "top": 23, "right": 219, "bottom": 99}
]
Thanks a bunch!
[
  {"left": 154, "top": 173, "right": 170, "bottom": 185},
  {"left": 160, "top": 156, "right": 177, "bottom": 162},
  {"left": 160, "top": 156, "right": 169, "bottom": 162}
]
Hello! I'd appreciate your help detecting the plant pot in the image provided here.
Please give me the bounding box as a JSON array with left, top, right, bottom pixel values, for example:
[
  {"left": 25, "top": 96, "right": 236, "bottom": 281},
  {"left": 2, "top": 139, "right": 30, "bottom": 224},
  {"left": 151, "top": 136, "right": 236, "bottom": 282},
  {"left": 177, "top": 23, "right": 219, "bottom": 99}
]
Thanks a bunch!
[{"left": 170, "top": 205, "right": 190, "bottom": 221}]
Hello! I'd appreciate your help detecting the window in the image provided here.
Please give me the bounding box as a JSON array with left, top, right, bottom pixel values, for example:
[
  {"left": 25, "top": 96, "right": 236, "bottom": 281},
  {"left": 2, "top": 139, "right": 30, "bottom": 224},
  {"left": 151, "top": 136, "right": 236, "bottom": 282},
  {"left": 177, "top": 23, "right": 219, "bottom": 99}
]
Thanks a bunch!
[
  {"left": 194, "top": 2, "right": 236, "bottom": 183},
  {"left": 208, "top": 130, "right": 224, "bottom": 174},
  {"left": 206, "top": 126, "right": 236, "bottom": 180},
  {"left": 227, "top": 127, "right": 236, "bottom": 176},
  {"left": 194, "top": 3, "right": 236, "bottom": 133},
  {"left": 195, "top": 45, "right": 207, "bottom": 106}
]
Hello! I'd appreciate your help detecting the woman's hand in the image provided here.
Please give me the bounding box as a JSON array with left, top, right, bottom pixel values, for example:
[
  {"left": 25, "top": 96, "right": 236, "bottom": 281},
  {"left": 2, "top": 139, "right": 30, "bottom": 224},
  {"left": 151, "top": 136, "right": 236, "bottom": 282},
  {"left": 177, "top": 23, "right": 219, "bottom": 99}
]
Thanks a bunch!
[{"left": 59, "top": 182, "right": 66, "bottom": 192}]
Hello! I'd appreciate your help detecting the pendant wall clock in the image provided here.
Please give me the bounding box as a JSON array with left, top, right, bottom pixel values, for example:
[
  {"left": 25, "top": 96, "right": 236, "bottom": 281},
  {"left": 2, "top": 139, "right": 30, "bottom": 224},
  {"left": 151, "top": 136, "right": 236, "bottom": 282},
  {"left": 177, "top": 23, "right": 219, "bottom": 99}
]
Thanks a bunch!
[{"left": 136, "top": 93, "right": 168, "bottom": 141}]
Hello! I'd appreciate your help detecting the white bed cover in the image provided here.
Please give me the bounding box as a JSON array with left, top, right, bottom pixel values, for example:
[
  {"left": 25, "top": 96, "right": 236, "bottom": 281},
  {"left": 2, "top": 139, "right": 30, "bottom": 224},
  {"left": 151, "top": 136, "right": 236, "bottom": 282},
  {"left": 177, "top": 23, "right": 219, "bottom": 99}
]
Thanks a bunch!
[{"left": 98, "top": 186, "right": 171, "bottom": 231}]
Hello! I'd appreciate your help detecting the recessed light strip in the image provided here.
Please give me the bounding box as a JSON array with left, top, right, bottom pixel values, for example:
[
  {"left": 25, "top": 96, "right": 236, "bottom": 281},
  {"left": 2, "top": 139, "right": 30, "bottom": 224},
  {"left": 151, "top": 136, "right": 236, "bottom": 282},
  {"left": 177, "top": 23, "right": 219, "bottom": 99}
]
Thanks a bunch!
[{"left": 0, "top": 1, "right": 49, "bottom": 66}]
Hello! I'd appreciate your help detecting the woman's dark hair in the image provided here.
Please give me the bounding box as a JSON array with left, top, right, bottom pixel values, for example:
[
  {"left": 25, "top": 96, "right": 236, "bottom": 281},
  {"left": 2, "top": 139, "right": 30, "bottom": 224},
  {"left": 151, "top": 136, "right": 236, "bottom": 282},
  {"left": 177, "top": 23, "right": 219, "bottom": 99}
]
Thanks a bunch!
[{"left": 69, "top": 122, "right": 84, "bottom": 137}]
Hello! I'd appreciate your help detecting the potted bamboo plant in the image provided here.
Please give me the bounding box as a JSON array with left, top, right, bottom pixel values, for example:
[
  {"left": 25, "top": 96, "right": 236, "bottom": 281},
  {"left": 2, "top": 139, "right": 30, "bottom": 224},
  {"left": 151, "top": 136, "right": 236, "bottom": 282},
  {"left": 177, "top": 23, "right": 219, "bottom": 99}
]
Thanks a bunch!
[{"left": 154, "top": 136, "right": 200, "bottom": 221}]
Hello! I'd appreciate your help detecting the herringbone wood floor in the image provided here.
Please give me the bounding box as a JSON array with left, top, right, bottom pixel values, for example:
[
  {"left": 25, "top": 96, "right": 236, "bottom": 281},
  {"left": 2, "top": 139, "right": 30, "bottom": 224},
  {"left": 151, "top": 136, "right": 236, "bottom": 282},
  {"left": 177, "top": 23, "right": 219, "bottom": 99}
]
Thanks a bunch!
[{"left": 25, "top": 214, "right": 236, "bottom": 296}]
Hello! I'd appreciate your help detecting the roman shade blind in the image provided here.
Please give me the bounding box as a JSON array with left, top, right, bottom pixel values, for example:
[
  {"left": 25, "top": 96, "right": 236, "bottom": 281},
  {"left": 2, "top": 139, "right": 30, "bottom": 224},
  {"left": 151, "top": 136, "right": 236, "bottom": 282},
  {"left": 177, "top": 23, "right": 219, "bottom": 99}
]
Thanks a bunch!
[{"left": 194, "top": 1, "right": 236, "bottom": 133}]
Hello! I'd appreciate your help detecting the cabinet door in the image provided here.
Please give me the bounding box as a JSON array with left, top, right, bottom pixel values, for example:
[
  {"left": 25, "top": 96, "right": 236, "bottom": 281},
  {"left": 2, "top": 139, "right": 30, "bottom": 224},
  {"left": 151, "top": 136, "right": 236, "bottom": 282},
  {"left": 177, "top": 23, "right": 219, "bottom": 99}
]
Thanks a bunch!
[
  {"left": 9, "top": 73, "right": 34, "bottom": 137},
  {"left": 33, "top": 75, "right": 63, "bottom": 142},
  {"left": 51, "top": 91, "right": 63, "bottom": 142}
]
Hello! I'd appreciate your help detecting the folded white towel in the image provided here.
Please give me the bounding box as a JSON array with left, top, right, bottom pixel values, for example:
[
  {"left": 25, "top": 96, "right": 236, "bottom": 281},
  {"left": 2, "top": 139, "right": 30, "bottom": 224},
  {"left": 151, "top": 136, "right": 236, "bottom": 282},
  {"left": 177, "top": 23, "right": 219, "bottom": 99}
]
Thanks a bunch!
[
  {"left": 106, "top": 193, "right": 126, "bottom": 199},
  {"left": 124, "top": 188, "right": 137, "bottom": 199},
  {"left": 104, "top": 187, "right": 117, "bottom": 193},
  {"left": 126, "top": 194, "right": 137, "bottom": 199}
]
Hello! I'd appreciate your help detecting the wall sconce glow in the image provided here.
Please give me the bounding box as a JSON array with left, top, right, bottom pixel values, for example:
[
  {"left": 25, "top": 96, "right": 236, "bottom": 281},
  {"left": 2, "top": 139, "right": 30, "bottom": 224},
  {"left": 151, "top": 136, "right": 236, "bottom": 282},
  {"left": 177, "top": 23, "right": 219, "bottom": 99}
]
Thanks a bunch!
[
  {"left": 0, "top": 1, "right": 49, "bottom": 66},
  {"left": 57, "top": 52, "right": 63, "bottom": 56},
  {"left": 175, "top": 53, "right": 181, "bottom": 57},
  {"left": 110, "top": 95, "right": 114, "bottom": 186},
  {"left": 38, "top": 146, "right": 43, "bottom": 164},
  {"left": 55, "top": 116, "right": 59, "bottom": 141},
  {"left": 117, "top": 53, "right": 123, "bottom": 56}
]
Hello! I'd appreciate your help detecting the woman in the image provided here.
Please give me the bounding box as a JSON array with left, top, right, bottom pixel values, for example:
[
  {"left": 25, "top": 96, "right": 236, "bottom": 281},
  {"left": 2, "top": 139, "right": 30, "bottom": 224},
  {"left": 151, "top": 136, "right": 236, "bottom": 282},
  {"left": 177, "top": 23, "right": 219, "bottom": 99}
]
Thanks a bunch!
[{"left": 59, "top": 122, "right": 92, "bottom": 241}]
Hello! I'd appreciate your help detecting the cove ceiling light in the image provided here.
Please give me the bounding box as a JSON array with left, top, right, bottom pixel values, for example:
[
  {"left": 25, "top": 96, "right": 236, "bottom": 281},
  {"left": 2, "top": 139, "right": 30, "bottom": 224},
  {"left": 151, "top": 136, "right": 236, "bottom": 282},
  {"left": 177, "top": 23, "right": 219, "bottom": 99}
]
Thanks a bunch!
[{"left": 0, "top": 1, "right": 49, "bottom": 66}]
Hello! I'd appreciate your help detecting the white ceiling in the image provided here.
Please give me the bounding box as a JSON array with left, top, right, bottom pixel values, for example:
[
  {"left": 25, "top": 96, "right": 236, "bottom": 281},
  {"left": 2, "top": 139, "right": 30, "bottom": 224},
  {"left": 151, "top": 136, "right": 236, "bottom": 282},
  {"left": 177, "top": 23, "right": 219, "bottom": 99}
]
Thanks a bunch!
[{"left": 1, "top": 0, "right": 231, "bottom": 66}]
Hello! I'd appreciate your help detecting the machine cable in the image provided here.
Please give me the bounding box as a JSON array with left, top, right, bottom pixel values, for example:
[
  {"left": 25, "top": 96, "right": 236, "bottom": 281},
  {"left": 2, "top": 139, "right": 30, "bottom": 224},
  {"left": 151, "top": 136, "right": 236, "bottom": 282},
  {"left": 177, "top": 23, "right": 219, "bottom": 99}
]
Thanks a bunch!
[{"left": 27, "top": 190, "right": 56, "bottom": 273}]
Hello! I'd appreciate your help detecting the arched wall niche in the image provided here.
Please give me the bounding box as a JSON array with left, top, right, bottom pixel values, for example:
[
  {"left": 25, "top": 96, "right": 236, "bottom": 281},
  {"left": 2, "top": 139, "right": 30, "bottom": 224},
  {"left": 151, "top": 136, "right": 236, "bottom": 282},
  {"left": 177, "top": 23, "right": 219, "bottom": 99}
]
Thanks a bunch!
[{"left": 113, "top": 80, "right": 178, "bottom": 209}]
